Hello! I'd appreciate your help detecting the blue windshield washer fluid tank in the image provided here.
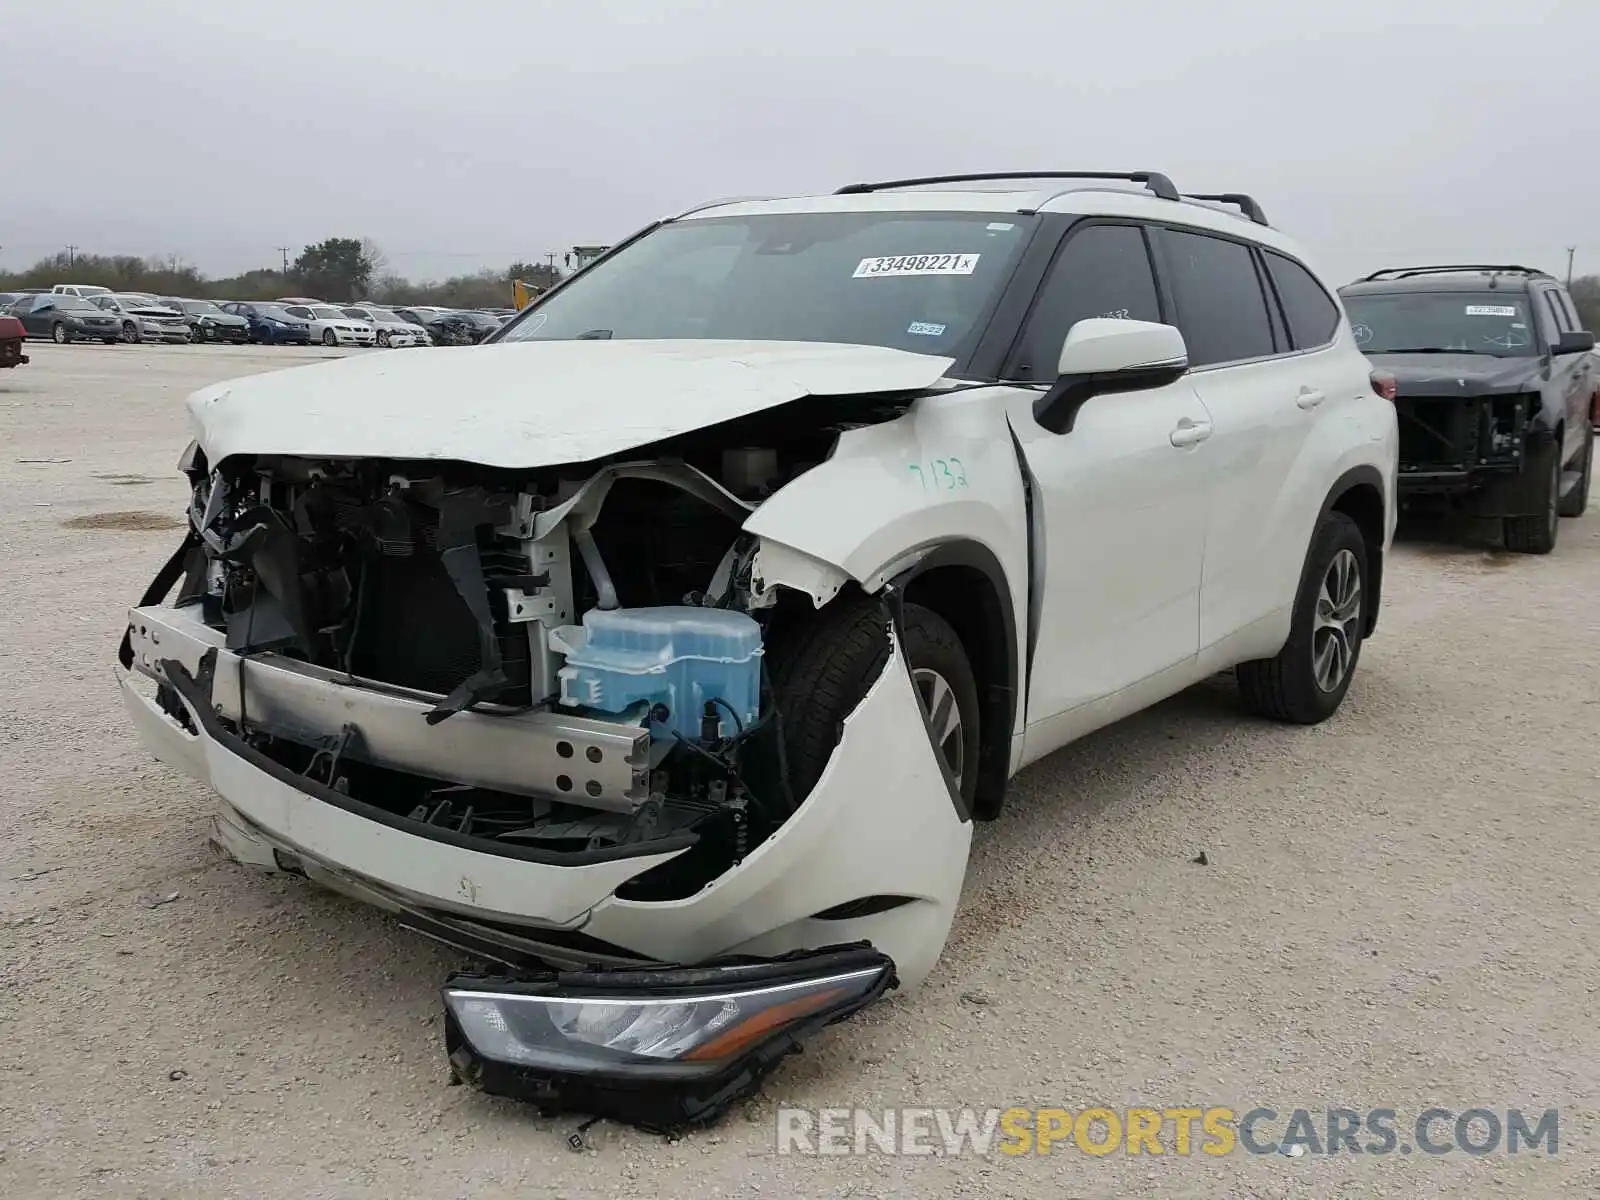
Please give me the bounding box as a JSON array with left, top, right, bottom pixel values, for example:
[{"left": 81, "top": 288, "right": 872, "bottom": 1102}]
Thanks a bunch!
[{"left": 554, "top": 606, "right": 764, "bottom": 742}]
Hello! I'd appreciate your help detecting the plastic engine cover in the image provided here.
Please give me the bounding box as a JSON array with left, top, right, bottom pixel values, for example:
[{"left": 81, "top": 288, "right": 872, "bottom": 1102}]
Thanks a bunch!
[{"left": 555, "top": 606, "right": 763, "bottom": 741}]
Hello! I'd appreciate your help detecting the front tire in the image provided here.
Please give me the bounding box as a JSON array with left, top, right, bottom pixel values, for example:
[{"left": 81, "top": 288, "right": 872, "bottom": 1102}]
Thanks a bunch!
[
  {"left": 321, "top": 329, "right": 337, "bottom": 346},
  {"left": 1237, "top": 511, "right": 1367, "bottom": 725},
  {"left": 377, "top": 330, "right": 390, "bottom": 348},
  {"left": 51, "top": 322, "right": 69, "bottom": 344},
  {"left": 121, "top": 321, "right": 140, "bottom": 344},
  {"left": 1557, "top": 423, "right": 1592, "bottom": 519},
  {"left": 768, "top": 596, "right": 980, "bottom": 812},
  {"left": 1504, "top": 441, "right": 1561, "bottom": 554}
]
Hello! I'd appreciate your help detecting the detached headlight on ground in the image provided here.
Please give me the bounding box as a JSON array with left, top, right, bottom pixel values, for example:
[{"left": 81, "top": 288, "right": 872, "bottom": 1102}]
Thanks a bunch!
[{"left": 442, "top": 945, "right": 895, "bottom": 1131}]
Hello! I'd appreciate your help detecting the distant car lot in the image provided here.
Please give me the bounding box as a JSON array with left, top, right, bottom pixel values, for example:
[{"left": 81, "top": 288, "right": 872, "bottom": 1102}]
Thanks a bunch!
[{"left": 1, "top": 344, "right": 1597, "bottom": 1197}]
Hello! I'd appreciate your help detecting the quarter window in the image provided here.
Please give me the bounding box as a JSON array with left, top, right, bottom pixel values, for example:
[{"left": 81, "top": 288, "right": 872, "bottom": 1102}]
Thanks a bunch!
[
  {"left": 1008, "top": 223, "right": 1161, "bottom": 381},
  {"left": 1264, "top": 251, "right": 1341, "bottom": 349},
  {"left": 1161, "top": 229, "right": 1276, "bottom": 367}
]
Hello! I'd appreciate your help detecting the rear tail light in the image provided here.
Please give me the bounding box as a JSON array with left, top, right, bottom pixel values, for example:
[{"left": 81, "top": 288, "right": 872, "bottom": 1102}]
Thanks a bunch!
[{"left": 1370, "top": 370, "right": 1397, "bottom": 402}]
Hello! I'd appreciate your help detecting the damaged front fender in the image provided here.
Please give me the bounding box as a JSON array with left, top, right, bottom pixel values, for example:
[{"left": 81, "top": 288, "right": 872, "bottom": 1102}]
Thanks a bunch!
[{"left": 582, "top": 622, "right": 974, "bottom": 988}]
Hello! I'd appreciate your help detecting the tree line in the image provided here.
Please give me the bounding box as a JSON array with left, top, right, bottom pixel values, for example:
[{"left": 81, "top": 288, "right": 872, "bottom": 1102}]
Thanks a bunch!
[
  {"left": 7, "top": 237, "right": 1600, "bottom": 332},
  {"left": 0, "top": 238, "right": 568, "bottom": 310}
]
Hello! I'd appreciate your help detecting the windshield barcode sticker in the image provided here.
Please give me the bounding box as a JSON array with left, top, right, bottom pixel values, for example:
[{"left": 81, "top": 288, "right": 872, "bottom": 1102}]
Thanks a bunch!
[
  {"left": 854, "top": 254, "right": 980, "bottom": 278},
  {"left": 1465, "top": 305, "right": 1517, "bottom": 316}
]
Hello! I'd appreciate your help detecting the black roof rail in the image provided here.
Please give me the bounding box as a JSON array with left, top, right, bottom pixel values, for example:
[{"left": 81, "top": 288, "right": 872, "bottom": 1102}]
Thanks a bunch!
[
  {"left": 1358, "top": 264, "right": 1553, "bottom": 282},
  {"left": 1183, "top": 192, "right": 1269, "bottom": 226},
  {"left": 834, "top": 171, "right": 1181, "bottom": 202}
]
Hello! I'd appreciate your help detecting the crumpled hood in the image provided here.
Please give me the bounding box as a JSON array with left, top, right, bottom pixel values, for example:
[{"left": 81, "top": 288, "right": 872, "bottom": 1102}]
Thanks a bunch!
[
  {"left": 1366, "top": 352, "right": 1543, "bottom": 394},
  {"left": 187, "top": 339, "right": 955, "bottom": 468}
]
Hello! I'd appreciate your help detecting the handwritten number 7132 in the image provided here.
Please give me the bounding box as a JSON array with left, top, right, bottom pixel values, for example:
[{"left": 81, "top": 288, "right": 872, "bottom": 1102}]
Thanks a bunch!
[{"left": 908, "top": 458, "right": 968, "bottom": 491}]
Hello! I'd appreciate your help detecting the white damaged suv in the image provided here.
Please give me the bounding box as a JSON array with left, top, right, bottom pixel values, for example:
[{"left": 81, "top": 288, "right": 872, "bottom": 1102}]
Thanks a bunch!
[{"left": 119, "top": 171, "right": 1397, "bottom": 1129}]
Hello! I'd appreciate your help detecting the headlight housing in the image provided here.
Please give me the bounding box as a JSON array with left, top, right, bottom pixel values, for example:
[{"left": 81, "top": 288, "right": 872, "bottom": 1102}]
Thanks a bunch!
[{"left": 443, "top": 945, "right": 895, "bottom": 1131}]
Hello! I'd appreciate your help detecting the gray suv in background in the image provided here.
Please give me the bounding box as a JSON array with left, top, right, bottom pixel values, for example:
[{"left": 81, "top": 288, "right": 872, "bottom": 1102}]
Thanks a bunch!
[{"left": 1341, "top": 265, "right": 1596, "bottom": 553}]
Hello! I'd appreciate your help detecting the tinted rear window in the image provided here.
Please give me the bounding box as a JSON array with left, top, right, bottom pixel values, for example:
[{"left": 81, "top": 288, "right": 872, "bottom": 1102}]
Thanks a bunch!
[
  {"left": 1161, "top": 230, "right": 1276, "bottom": 366},
  {"left": 1264, "top": 252, "right": 1341, "bottom": 349}
]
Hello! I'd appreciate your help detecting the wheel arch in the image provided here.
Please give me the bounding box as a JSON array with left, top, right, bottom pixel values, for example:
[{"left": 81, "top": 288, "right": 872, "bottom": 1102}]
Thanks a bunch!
[
  {"left": 1319, "top": 465, "right": 1386, "bottom": 637},
  {"left": 884, "top": 539, "right": 1018, "bottom": 821}
]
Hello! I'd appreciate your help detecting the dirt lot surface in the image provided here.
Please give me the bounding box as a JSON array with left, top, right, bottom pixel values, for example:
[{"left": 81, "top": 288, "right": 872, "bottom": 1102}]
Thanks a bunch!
[{"left": 2, "top": 344, "right": 1597, "bottom": 1199}]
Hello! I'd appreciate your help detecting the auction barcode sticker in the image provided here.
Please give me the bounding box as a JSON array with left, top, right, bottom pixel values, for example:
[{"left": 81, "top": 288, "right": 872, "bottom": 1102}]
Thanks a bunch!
[
  {"left": 854, "top": 254, "right": 980, "bottom": 278},
  {"left": 1465, "top": 305, "right": 1517, "bottom": 316}
]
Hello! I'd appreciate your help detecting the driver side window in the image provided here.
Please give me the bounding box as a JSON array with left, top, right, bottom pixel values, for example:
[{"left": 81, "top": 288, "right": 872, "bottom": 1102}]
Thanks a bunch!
[{"left": 1006, "top": 223, "right": 1162, "bottom": 381}]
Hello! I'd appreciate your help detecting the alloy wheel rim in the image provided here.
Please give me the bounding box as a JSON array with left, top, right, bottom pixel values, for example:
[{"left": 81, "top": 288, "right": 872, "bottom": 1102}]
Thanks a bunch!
[
  {"left": 1312, "top": 548, "right": 1362, "bottom": 693},
  {"left": 911, "top": 667, "right": 965, "bottom": 784}
]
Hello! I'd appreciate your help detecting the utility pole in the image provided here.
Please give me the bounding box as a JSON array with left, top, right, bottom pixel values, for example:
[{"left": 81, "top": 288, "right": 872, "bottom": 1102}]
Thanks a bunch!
[
  {"left": 544, "top": 251, "right": 557, "bottom": 272},
  {"left": 1565, "top": 246, "right": 1576, "bottom": 287},
  {"left": 276, "top": 246, "right": 291, "bottom": 274},
  {"left": 66, "top": 244, "right": 77, "bottom": 269}
]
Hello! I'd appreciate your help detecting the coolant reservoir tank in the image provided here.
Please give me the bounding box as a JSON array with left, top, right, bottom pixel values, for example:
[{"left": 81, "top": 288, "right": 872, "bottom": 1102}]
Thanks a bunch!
[{"left": 554, "top": 606, "right": 763, "bottom": 742}]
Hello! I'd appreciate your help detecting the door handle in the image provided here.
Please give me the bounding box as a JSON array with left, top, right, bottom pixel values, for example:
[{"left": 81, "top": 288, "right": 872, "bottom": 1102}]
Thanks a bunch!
[
  {"left": 1296, "top": 387, "right": 1326, "bottom": 410},
  {"left": 1170, "top": 418, "right": 1213, "bottom": 448}
]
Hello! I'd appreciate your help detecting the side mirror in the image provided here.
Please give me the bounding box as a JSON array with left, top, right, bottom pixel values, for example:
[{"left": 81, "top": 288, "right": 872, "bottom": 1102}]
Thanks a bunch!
[
  {"left": 1553, "top": 330, "right": 1595, "bottom": 356},
  {"left": 1033, "top": 318, "right": 1190, "bottom": 434}
]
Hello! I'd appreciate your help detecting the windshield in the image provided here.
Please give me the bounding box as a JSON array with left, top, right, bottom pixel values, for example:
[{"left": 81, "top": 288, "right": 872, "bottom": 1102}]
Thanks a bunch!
[
  {"left": 344, "top": 307, "right": 381, "bottom": 320},
  {"left": 117, "top": 296, "right": 162, "bottom": 309},
  {"left": 186, "top": 301, "right": 221, "bottom": 314},
  {"left": 56, "top": 297, "right": 97, "bottom": 311},
  {"left": 498, "top": 211, "right": 1033, "bottom": 355},
  {"left": 257, "top": 305, "right": 294, "bottom": 320},
  {"left": 310, "top": 305, "right": 345, "bottom": 320},
  {"left": 1344, "top": 291, "right": 1539, "bottom": 358}
]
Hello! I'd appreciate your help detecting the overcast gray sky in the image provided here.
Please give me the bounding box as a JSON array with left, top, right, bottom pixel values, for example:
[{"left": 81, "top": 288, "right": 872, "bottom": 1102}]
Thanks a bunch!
[{"left": 4, "top": 0, "right": 1596, "bottom": 285}]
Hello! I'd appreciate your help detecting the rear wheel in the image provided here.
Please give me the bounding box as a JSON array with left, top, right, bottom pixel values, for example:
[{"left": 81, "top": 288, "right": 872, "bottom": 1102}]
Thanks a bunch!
[
  {"left": 768, "top": 595, "right": 980, "bottom": 811},
  {"left": 1237, "top": 511, "right": 1367, "bottom": 724},
  {"left": 1557, "top": 423, "right": 1592, "bottom": 519},
  {"left": 1504, "top": 441, "right": 1561, "bottom": 554}
]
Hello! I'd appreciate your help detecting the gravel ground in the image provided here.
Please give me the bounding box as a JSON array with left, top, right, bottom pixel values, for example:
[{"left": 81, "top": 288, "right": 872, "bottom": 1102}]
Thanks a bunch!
[{"left": 1, "top": 344, "right": 1597, "bottom": 1199}]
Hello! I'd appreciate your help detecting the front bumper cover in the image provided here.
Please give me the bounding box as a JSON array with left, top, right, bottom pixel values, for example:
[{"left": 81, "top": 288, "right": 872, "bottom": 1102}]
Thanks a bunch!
[{"left": 445, "top": 946, "right": 896, "bottom": 1133}]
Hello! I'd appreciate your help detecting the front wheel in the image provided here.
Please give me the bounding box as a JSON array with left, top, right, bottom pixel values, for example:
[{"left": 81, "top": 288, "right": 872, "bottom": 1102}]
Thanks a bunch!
[
  {"left": 1237, "top": 511, "right": 1367, "bottom": 724},
  {"left": 376, "top": 330, "right": 390, "bottom": 348},
  {"left": 321, "top": 329, "right": 337, "bottom": 346},
  {"left": 121, "top": 321, "right": 140, "bottom": 344},
  {"left": 51, "top": 322, "right": 69, "bottom": 344},
  {"left": 766, "top": 596, "right": 980, "bottom": 812},
  {"left": 1557, "top": 423, "right": 1592, "bottom": 519},
  {"left": 1504, "top": 442, "right": 1561, "bottom": 554}
]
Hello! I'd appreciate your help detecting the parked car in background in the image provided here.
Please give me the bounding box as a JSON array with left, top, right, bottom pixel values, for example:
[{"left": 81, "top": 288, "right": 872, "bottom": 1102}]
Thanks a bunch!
[
  {"left": 418, "top": 308, "right": 502, "bottom": 345},
  {"left": 51, "top": 283, "right": 111, "bottom": 298},
  {"left": 0, "top": 312, "right": 27, "bottom": 368},
  {"left": 91, "top": 294, "right": 193, "bottom": 343},
  {"left": 12, "top": 293, "right": 121, "bottom": 343},
  {"left": 276, "top": 296, "right": 324, "bottom": 306},
  {"left": 341, "top": 306, "right": 430, "bottom": 347},
  {"left": 0, "top": 293, "right": 26, "bottom": 310},
  {"left": 282, "top": 304, "right": 378, "bottom": 347},
  {"left": 1341, "top": 264, "right": 1596, "bottom": 552},
  {"left": 163, "top": 298, "right": 250, "bottom": 344},
  {"left": 220, "top": 301, "right": 312, "bottom": 345},
  {"left": 390, "top": 305, "right": 452, "bottom": 328}
]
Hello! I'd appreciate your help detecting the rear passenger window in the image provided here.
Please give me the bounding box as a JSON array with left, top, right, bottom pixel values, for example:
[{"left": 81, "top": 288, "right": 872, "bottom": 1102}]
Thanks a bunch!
[
  {"left": 1161, "top": 229, "right": 1276, "bottom": 366},
  {"left": 1008, "top": 223, "right": 1161, "bottom": 380},
  {"left": 1264, "top": 251, "right": 1341, "bottom": 349}
]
